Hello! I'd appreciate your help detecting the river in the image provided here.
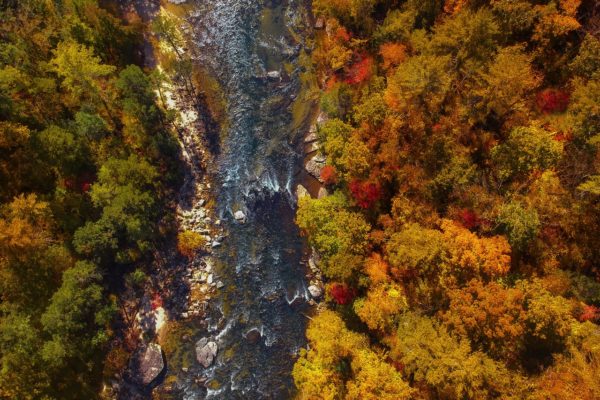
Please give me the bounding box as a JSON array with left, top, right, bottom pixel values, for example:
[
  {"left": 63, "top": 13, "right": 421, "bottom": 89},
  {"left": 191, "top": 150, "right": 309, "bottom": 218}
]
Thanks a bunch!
[{"left": 162, "top": 1, "right": 314, "bottom": 398}]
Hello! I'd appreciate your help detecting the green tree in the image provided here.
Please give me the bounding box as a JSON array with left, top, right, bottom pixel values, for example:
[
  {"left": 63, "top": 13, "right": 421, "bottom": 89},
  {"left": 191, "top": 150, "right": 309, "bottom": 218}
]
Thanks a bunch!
[
  {"left": 471, "top": 45, "right": 540, "bottom": 121},
  {"left": 491, "top": 125, "right": 563, "bottom": 183},
  {"left": 296, "top": 192, "right": 371, "bottom": 281},
  {"left": 496, "top": 201, "right": 540, "bottom": 252},
  {"left": 427, "top": 8, "right": 499, "bottom": 74},
  {"left": 41, "top": 261, "right": 114, "bottom": 364},
  {"left": 73, "top": 155, "right": 159, "bottom": 263},
  {"left": 0, "top": 310, "right": 50, "bottom": 400},
  {"left": 50, "top": 41, "right": 116, "bottom": 115}
]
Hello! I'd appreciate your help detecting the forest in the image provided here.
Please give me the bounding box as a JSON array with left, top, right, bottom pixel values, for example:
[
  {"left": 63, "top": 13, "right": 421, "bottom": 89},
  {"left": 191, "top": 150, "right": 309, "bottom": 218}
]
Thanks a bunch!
[
  {"left": 0, "top": 0, "right": 181, "bottom": 398},
  {"left": 293, "top": 0, "right": 600, "bottom": 399}
]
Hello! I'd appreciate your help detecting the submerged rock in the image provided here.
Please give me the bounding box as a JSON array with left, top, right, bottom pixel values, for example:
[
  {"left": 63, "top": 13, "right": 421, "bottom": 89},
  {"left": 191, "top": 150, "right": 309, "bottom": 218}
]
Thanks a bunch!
[
  {"left": 245, "top": 328, "right": 262, "bottom": 344},
  {"left": 196, "top": 338, "right": 218, "bottom": 368},
  {"left": 129, "top": 343, "right": 165, "bottom": 387}
]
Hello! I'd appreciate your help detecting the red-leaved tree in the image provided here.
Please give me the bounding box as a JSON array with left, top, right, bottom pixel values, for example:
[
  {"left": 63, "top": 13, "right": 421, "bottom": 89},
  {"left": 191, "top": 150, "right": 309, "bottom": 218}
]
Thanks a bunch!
[
  {"left": 320, "top": 165, "right": 338, "bottom": 185},
  {"left": 328, "top": 283, "right": 357, "bottom": 305},
  {"left": 537, "top": 89, "right": 570, "bottom": 114},
  {"left": 349, "top": 179, "right": 382, "bottom": 209}
]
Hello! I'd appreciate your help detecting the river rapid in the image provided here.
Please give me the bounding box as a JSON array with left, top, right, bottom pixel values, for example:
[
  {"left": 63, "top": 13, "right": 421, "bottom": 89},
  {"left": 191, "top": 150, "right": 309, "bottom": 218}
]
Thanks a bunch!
[{"left": 166, "top": 1, "right": 314, "bottom": 398}]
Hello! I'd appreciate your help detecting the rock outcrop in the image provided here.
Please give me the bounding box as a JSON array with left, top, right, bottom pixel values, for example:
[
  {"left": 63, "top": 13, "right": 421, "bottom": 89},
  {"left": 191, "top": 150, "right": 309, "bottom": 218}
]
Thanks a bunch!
[{"left": 305, "top": 153, "right": 326, "bottom": 182}]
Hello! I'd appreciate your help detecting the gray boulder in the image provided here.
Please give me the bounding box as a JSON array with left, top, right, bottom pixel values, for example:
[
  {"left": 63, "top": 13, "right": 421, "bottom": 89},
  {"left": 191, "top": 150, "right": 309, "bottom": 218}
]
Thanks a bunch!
[
  {"left": 196, "top": 338, "right": 218, "bottom": 368},
  {"left": 234, "top": 210, "right": 247, "bottom": 223}
]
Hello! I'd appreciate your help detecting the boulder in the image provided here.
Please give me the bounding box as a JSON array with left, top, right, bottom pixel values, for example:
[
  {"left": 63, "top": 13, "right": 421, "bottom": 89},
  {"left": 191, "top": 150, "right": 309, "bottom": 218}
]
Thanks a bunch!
[
  {"left": 308, "top": 251, "right": 321, "bottom": 272},
  {"left": 234, "top": 210, "right": 247, "bottom": 223},
  {"left": 196, "top": 338, "right": 218, "bottom": 368},
  {"left": 316, "top": 112, "right": 329, "bottom": 126},
  {"left": 296, "top": 184, "right": 310, "bottom": 200},
  {"left": 308, "top": 285, "right": 323, "bottom": 299},
  {"left": 267, "top": 70, "right": 281, "bottom": 80},
  {"left": 129, "top": 343, "right": 165, "bottom": 386},
  {"left": 245, "top": 328, "right": 262, "bottom": 344}
]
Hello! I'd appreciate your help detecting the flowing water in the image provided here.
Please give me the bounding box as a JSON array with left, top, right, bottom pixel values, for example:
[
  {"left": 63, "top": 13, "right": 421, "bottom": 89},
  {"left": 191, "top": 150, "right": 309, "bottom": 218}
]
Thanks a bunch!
[{"left": 169, "top": 1, "right": 313, "bottom": 398}]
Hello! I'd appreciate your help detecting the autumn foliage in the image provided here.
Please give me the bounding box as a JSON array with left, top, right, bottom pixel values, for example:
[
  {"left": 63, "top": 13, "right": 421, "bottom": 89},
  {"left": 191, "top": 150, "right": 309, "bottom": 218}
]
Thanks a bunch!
[
  {"left": 537, "top": 88, "right": 570, "bottom": 114},
  {"left": 344, "top": 54, "right": 373, "bottom": 84},
  {"left": 296, "top": 0, "right": 600, "bottom": 397},
  {"left": 320, "top": 165, "right": 339, "bottom": 185},
  {"left": 328, "top": 283, "right": 357, "bottom": 305},
  {"left": 349, "top": 179, "right": 382, "bottom": 208}
]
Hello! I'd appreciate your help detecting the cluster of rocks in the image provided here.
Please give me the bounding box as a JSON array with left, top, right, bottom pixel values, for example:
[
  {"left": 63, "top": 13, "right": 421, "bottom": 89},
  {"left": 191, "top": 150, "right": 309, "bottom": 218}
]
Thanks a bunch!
[
  {"left": 306, "top": 250, "right": 324, "bottom": 304},
  {"left": 299, "top": 112, "right": 330, "bottom": 305},
  {"left": 181, "top": 257, "right": 225, "bottom": 319},
  {"left": 304, "top": 112, "right": 329, "bottom": 183}
]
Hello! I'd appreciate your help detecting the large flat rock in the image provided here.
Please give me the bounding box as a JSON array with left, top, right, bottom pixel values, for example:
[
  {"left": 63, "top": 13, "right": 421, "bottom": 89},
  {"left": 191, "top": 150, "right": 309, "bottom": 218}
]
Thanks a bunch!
[{"left": 129, "top": 343, "right": 165, "bottom": 387}]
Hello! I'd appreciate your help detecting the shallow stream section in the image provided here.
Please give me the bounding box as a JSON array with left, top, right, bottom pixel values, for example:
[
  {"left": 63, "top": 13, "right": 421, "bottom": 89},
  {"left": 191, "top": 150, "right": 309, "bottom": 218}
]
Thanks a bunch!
[{"left": 158, "top": 1, "right": 316, "bottom": 398}]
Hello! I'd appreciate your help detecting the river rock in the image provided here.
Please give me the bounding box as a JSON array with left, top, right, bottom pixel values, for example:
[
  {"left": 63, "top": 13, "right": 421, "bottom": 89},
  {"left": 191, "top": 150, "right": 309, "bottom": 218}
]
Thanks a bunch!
[
  {"left": 168, "top": 0, "right": 187, "bottom": 3},
  {"left": 234, "top": 210, "right": 247, "bottom": 223},
  {"left": 296, "top": 184, "right": 310, "bottom": 200},
  {"left": 315, "top": 17, "right": 325, "bottom": 29},
  {"left": 245, "top": 328, "right": 262, "bottom": 344},
  {"left": 267, "top": 70, "right": 281, "bottom": 80},
  {"left": 318, "top": 187, "right": 329, "bottom": 199},
  {"left": 196, "top": 338, "right": 218, "bottom": 368},
  {"left": 308, "top": 285, "right": 323, "bottom": 298},
  {"left": 129, "top": 343, "right": 165, "bottom": 386}
]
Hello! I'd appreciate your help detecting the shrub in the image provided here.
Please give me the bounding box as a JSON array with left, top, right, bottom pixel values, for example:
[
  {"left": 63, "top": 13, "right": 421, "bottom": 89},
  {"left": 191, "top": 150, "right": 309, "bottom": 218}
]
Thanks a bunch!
[{"left": 177, "top": 230, "right": 205, "bottom": 258}]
